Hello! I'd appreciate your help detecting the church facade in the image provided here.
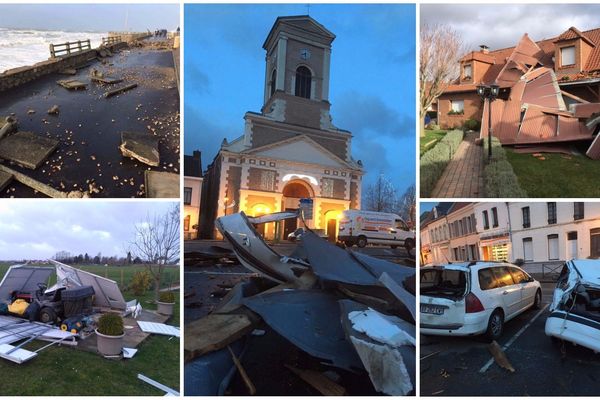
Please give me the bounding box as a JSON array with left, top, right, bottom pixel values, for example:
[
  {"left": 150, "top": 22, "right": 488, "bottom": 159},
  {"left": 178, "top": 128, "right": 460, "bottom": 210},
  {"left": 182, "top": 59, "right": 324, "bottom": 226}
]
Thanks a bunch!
[{"left": 199, "top": 15, "right": 364, "bottom": 240}]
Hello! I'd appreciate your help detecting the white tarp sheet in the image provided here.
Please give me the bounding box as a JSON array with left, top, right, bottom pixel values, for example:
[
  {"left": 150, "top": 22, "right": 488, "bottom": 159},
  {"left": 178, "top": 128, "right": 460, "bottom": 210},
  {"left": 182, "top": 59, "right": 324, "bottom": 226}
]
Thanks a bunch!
[{"left": 137, "top": 321, "right": 180, "bottom": 337}]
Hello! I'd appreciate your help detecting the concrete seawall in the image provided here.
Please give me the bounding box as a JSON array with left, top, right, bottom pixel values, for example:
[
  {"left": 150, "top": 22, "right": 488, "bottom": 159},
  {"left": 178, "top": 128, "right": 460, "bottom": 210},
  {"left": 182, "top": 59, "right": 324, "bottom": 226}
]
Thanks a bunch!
[{"left": 0, "top": 43, "right": 127, "bottom": 92}]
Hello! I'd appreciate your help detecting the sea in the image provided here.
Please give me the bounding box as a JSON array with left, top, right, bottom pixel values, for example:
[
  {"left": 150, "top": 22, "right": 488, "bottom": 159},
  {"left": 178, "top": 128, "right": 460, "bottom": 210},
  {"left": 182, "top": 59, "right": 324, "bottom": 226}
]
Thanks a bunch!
[{"left": 0, "top": 28, "right": 106, "bottom": 72}]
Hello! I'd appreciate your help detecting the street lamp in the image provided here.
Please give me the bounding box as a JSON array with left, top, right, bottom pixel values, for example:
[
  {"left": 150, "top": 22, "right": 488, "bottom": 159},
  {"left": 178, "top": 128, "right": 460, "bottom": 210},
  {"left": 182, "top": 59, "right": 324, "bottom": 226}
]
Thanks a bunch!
[
  {"left": 223, "top": 196, "right": 229, "bottom": 216},
  {"left": 477, "top": 84, "right": 500, "bottom": 160}
]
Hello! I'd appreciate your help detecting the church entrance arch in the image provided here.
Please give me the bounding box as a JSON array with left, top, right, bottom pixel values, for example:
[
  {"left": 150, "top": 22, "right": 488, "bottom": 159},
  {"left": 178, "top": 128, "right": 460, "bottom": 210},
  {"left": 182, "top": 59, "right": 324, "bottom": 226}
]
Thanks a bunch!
[{"left": 282, "top": 180, "right": 314, "bottom": 239}]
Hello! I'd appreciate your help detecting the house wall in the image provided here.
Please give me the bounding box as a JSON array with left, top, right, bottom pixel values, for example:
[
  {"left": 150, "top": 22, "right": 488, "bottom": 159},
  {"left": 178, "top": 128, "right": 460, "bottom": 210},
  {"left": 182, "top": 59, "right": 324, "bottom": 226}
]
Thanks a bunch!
[
  {"left": 509, "top": 202, "right": 600, "bottom": 262},
  {"left": 437, "top": 92, "right": 484, "bottom": 129},
  {"left": 184, "top": 176, "right": 203, "bottom": 240}
]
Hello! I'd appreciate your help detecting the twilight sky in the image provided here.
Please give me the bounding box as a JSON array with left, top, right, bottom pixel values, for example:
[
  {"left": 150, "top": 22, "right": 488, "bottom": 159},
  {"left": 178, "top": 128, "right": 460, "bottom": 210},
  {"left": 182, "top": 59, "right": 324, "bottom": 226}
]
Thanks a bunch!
[
  {"left": 0, "top": 4, "right": 180, "bottom": 32},
  {"left": 421, "top": 4, "right": 600, "bottom": 51},
  {"left": 0, "top": 201, "right": 177, "bottom": 261},
  {"left": 184, "top": 3, "right": 416, "bottom": 193}
]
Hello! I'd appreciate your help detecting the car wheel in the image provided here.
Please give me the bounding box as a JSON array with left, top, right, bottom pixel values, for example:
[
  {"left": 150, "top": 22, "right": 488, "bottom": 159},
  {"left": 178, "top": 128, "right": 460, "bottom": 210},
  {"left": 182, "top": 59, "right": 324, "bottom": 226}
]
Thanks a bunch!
[
  {"left": 344, "top": 241, "right": 353, "bottom": 247},
  {"left": 357, "top": 236, "right": 367, "bottom": 248},
  {"left": 533, "top": 289, "right": 542, "bottom": 309},
  {"left": 486, "top": 310, "right": 504, "bottom": 340},
  {"left": 405, "top": 238, "right": 415, "bottom": 252},
  {"left": 391, "top": 245, "right": 398, "bottom": 249},
  {"left": 39, "top": 307, "right": 57, "bottom": 324}
]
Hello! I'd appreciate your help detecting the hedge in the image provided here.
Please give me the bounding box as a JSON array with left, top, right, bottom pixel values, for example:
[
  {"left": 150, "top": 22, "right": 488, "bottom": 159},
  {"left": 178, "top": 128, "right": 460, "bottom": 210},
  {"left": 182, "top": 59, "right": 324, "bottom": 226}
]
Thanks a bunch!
[
  {"left": 420, "top": 129, "right": 464, "bottom": 197},
  {"left": 483, "top": 137, "right": 527, "bottom": 197}
]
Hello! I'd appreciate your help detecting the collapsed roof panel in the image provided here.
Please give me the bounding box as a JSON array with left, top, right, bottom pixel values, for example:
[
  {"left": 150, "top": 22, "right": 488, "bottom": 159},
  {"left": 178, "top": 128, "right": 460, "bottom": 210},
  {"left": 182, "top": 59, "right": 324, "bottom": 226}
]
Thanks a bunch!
[{"left": 0, "top": 265, "right": 54, "bottom": 301}]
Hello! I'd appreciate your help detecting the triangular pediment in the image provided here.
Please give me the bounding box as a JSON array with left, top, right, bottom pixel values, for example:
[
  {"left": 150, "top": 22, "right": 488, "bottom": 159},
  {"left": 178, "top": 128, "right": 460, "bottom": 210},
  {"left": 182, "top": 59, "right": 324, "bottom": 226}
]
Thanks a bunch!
[{"left": 247, "top": 135, "right": 348, "bottom": 168}]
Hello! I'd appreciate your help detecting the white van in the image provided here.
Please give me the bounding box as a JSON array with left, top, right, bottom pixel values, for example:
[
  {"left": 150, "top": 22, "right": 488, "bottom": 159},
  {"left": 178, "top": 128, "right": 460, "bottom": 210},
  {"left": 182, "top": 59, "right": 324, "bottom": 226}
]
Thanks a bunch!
[{"left": 337, "top": 210, "right": 415, "bottom": 250}]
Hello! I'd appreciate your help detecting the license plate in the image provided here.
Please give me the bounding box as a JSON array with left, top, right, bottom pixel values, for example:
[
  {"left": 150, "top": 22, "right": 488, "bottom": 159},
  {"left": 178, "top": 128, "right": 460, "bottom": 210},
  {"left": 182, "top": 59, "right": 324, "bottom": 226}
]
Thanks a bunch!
[{"left": 421, "top": 304, "right": 446, "bottom": 315}]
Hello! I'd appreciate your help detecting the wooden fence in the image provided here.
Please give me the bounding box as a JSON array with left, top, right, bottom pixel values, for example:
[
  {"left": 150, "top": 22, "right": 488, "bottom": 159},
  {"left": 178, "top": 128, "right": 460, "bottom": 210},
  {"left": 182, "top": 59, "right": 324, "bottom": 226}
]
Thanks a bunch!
[
  {"left": 49, "top": 39, "right": 91, "bottom": 58},
  {"left": 102, "top": 36, "right": 122, "bottom": 46}
]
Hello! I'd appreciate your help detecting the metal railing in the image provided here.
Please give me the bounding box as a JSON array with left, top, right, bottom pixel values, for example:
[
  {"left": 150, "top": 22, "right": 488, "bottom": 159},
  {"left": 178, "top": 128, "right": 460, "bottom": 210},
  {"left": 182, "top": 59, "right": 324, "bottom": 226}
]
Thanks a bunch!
[{"left": 49, "top": 39, "right": 91, "bottom": 58}]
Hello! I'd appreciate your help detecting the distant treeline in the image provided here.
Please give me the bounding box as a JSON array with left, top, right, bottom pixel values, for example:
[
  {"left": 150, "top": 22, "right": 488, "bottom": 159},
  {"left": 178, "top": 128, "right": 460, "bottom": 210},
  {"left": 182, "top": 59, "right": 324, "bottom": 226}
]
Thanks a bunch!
[{"left": 53, "top": 251, "right": 140, "bottom": 265}]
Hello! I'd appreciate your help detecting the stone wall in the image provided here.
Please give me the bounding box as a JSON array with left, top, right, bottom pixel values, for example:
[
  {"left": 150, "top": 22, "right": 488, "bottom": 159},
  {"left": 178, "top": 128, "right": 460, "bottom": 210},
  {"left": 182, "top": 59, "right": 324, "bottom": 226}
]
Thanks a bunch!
[{"left": 0, "top": 42, "right": 127, "bottom": 93}]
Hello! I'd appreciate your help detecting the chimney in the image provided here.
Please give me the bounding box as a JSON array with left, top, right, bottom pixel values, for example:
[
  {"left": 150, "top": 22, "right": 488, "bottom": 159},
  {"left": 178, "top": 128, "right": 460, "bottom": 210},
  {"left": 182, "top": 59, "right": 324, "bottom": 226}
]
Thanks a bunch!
[{"left": 480, "top": 44, "right": 489, "bottom": 54}]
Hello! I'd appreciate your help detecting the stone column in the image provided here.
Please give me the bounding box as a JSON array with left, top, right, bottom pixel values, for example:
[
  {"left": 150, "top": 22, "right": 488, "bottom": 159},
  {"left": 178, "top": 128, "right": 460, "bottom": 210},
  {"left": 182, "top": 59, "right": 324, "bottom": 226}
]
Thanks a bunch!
[
  {"left": 322, "top": 47, "right": 331, "bottom": 101},
  {"left": 276, "top": 36, "right": 287, "bottom": 92}
]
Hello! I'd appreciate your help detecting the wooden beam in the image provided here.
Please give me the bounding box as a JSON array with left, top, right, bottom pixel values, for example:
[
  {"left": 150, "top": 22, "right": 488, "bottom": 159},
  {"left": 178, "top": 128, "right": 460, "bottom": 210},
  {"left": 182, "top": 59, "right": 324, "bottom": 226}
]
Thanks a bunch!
[{"left": 0, "top": 164, "right": 66, "bottom": 198}]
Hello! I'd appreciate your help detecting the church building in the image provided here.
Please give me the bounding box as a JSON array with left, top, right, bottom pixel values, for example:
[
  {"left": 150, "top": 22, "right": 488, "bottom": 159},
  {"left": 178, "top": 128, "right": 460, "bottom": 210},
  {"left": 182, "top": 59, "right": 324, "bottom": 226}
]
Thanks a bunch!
[{"left": 199, "top": 15, "right": 364, "bottom": 240}]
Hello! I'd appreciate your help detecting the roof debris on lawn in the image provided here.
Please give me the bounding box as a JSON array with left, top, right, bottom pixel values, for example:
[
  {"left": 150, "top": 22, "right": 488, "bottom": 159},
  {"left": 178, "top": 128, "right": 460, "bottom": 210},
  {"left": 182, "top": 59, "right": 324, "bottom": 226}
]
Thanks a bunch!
[{"left": 184, "top": 210, "right": 416, "bottom": 396}]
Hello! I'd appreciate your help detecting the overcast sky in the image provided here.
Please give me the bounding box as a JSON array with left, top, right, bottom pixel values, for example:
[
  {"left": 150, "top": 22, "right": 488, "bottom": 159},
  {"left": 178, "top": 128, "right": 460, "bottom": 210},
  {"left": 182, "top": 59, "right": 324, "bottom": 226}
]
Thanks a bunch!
[
  {"left": 421, "top": 4, "right": 600, "bottom": 50},
  {"left": 0, "top": 201, "right": 177, "bottom": 261},
  {"left": 185, "top": 4, "right": 416, "bottom": 194},
  {"left": 0, "top": 4, "right": 179, "bottom": 32}
]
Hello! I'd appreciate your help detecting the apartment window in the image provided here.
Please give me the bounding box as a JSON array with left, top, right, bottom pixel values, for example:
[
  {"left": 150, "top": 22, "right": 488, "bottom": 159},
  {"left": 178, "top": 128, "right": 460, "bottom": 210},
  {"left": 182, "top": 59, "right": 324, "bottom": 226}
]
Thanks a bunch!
[
  {"left": 522, "top": 206, "right": 531, "bottom": 228},
  {"left": 574, "top": 202, "right": 585, "bottom": 220},
  {"left": 453, "top": 247, "right": 460, "bottom": 261},
  {"left": 523, "top": 237, "right": 533, "bottom": 261},
  {"left": 547, "top": 202, "right": 557, "bottom": 224},
  {"left": 450, "top": 100, "right": 464, "bottom": 113},
  {"left": 483, "top": 210, "right": 489, "bottom": 230},
  {"left": 561, "top": 46, "right": 575, "bottom": 67},
  {"left": 184, "top": 187, "right": 192, "bottom": 205},
  {"left": 295, "top": 66, "right": 311, "bottom": 99},
  {"left": 260, "top": 170, "right": 275, "bottom": 191},
  {"left": 492, "top": 207, "right": 499, "bottom": 228},
  {"left": 548, "top": 234, "right": 559, "bottom": 260},
  {"left": 322, "top": 178, "right": 334, "bottom": 198},
  {"left": 463, "top": 64, "right": 472, "bottom": 80}
]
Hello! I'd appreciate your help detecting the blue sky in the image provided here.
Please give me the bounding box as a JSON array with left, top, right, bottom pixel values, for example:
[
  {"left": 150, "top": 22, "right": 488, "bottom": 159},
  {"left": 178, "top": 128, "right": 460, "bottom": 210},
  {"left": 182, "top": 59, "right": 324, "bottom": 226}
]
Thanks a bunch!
[
  {"left": 0, "top": 4, "right": 180, "bottom": 32},
  {"left": 184, "top": 3, "right": 416, "bottom": 193}
]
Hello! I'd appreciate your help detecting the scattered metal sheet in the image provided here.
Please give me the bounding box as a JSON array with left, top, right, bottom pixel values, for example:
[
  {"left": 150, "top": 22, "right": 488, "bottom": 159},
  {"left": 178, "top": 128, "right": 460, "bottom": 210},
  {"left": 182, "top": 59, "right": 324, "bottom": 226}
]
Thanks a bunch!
[
  {"left": 247, "top": 211, "right": 298, "bottom": 224},
  {"left": 184, "top": 338, "right": 246, "bottom": 396},
  {"left": 122, "top": 347, "right": 138, "bottom": 358},
  {"left": 215, "top": 212, "right": 308, "bottom": 283},
  {"left": 0, "top": 131, "right": 59, "bottom": 170},
  {"left": 48, "top": 260, "right": 126, "bottom": 310},
  {"left": 379, "top": 272, "right": 416, "bottom": 321},
  {"left": 138, "top": 373, "right": 180, "bottom": 396},
  {"left": 137, "top": 321, "right": 180, "bottom": 337},
  {"left": 0, "top": 343, "right": 37, "bottom": 364},
  {"left": 242, "top": 289, "right": 363, "bottom": 371},
  {"left": 0, "top": 265, "right": 54, "bottom": 301}
]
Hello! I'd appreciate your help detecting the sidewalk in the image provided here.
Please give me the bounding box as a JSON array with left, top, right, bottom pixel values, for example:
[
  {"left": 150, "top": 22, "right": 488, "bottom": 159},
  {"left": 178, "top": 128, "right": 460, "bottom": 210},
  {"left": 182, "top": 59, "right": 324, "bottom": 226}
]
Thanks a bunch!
[{"left": 431, "top": 132, "right": 484, "bottom": 198}]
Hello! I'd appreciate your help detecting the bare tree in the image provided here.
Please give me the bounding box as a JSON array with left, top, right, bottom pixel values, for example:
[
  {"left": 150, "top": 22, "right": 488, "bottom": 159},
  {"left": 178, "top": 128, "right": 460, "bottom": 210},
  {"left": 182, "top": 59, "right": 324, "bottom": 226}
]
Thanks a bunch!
[
  {"left": 130, "top": 204, "right": 180, "bottom": 301},
  {"left": 420, "top": 24, "right": 465, "bottom": 135},
  {"left": 396, "top": 184, "right": 416, "bottom": 229},
  {"left": 363, "top": 174, "right": 398, "bottom": 213}
]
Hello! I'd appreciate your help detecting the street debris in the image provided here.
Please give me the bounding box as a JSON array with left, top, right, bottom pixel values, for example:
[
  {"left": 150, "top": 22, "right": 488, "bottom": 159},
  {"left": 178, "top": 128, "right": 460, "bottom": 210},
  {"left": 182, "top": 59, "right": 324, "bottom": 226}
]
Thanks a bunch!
[
  {"left": 184, "top": 210, "right": 416, "bottom": 395},
  {"left": 47, "top": 105, "right": 60, "bottom": 115},
  {"left": 0, "top": 131, "right": 59, "bottom": 170},
  {"left": 105, "top": 83, "right": 138, "bottom": 98},
  {"left": 56, "top": 79, "right": 87, "bottom": 90},
  {"left": 488, "top": 340, "right": 515, "bottom": 372},
  {"left": 119, "top": 131, "right": 160, "bottom": 167},
  {"left": 138, "top": 373, "right": 180, "bottom": 396},
  {"left": 90, "top": 69, "right": 123, "bottom": 84},
  {"left": 144, "top": 170, "right": 179, "bottom": 198}
]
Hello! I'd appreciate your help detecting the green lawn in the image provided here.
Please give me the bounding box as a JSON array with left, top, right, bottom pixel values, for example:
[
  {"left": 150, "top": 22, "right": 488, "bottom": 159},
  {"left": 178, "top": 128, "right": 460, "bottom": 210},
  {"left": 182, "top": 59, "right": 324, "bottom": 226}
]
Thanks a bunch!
[
  {"left": 0, "top": 263, "right": 180, "bottom": 396},
  {"left": 420, "top": 129, "right": 448, "bottom": 155},
  {"left": 506, "top": 149, "right": 600, "bottom": 197}
]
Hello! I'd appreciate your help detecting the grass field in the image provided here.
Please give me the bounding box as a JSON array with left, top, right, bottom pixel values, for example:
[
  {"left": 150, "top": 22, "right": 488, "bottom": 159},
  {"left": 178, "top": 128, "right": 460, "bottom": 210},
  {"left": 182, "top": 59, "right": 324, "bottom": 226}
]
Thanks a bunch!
[
  {"left": 505, "top": 149, "right": 600, "bottom": 197},
  {"left": 420, "top": 129, "right": 447, "bottom": 155},
  {"left": 0, "top": 263, "right": 180, "bottom": 396}
]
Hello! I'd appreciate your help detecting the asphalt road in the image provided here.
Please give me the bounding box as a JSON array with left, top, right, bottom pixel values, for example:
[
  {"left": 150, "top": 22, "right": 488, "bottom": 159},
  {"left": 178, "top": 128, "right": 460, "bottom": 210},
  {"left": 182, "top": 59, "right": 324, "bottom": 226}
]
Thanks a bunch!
[{"left": 420, "top": 282, "right": 600, "bottom": 396}]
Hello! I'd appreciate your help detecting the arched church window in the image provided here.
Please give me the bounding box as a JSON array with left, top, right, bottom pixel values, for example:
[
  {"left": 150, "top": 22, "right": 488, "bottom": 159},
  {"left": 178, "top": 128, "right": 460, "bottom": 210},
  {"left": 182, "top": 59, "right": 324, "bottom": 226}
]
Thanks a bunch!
[
  {"left": 295, "top": 66, "right": 311, "bottom": 99},
  {"left": 270, "top": 69, "right": 277, "bottom": 97}
]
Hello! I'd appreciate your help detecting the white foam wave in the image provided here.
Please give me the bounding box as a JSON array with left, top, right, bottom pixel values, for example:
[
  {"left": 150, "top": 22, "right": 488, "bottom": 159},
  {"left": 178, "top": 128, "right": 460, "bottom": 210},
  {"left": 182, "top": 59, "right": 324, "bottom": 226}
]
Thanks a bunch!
[{"left": 0, "top": 29, "right": 106, "bottom": 72}]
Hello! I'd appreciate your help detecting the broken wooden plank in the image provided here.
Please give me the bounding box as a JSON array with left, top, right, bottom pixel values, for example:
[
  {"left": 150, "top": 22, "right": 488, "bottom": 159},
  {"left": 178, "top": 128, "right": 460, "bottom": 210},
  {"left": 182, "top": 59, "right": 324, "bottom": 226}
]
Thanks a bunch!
[
  {"left": 91, "top": 75, "right": 123, "bottom": 84},
  {"left": 184, "top": 313, "right": 254, "bottom": 362},
  {"left": 0, "top": 164, "right": 75, "bottom": 198},
  {"left": 145, "top": 170, "right": 179, "bottom": 198},
  {"left": 56, "top": 79, "right": 87, "bottom": 90},
  {"left": 488, "top": 340, "right": 515, "bottom": 372},
  {"left": 0, "top": 170, "right": 13, "bottom": 192},
  {"left": 285, "top": 364, "right": 346, "bottom": 396},
  {"left": 120, "top": 132, "right": 159, "bottom": 166},
  {"left": 0, "top": 131, "right": 58, "bottom": 170},
  {"left": 228, "top": 346, "right": 256, "bottom": 395},
  {"left": 105, "top": 83, "right": 137, "bottom": 98}
]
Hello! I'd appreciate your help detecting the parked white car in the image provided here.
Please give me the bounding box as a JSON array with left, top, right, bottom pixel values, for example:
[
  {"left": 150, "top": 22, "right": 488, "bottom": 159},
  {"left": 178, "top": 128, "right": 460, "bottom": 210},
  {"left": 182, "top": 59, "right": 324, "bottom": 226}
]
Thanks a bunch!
[
  {"left": 338, "top": 210, "right": 415, "bottom": 250},
  {"left": 420, "top": 261, "right": 541, "bottom": 340},
  {"left": 545, "top": 259, "right": 600, "bottom": 353}
]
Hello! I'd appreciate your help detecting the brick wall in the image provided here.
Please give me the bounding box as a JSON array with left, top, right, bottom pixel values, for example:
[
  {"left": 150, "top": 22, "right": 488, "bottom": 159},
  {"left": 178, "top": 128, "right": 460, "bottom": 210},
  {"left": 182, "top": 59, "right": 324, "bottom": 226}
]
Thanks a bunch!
[
  {"left": 225, "top": 166, "right": 242, "bottom": 213},
  {"left": 247, "top": 167, "right": 278, "bottom": 192},
  {"left": 350, "top": 181, "right": 359, "bottom": 209},
  {"left": 438, "top": 91, "right": 484, "bottom": 129}
]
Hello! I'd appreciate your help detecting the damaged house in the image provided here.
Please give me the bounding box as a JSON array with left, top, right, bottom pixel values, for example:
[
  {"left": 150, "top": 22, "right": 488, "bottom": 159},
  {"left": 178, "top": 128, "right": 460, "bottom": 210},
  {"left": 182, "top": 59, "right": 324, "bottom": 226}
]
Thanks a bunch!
[
  {"left": 199, "top": 16, "right": 364, "bottom": 241},
  {"left": 436, "top": 26, "right": 600, "bottom": 157}
]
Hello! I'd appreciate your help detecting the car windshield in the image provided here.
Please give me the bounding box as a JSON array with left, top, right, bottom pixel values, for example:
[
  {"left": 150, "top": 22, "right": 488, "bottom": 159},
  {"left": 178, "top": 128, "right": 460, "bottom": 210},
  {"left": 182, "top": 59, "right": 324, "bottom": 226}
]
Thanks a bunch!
[{"left": 421, "top": 268, "right": 467, "bottom": 300}]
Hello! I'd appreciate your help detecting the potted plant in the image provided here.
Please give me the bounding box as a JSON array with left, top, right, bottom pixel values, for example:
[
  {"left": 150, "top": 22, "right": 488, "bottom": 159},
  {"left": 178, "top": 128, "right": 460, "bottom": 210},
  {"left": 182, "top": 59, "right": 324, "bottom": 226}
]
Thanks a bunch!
[
  {"left": 157, "top": 291, "right": 175, "bottom": 316},
  {"left": 96, "top": 313, "right": 125, "bottom": 356}
]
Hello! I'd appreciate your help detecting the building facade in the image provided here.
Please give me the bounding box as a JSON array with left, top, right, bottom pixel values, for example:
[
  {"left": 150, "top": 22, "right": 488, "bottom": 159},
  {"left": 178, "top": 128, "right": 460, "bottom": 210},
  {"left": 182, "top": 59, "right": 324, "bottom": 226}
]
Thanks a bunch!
[
  {"left": 508, "top": 202, "right": 600, "bottom": 262},
  {"left": 200, "top": 16, "right": 363, "bottom": 240},
  {"left": 184, "top": 151, "right": 203, "bottom": 240},
  {"left": 474, "top": 202, "right": 511, "bottom": 262}
]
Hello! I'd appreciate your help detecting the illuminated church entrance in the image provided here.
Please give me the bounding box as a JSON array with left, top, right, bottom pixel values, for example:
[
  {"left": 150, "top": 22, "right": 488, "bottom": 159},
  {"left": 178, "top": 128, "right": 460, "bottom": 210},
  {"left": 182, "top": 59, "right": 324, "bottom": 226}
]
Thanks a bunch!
[{"left": 282, "top": 180, "right": 314, "bottom": 239}]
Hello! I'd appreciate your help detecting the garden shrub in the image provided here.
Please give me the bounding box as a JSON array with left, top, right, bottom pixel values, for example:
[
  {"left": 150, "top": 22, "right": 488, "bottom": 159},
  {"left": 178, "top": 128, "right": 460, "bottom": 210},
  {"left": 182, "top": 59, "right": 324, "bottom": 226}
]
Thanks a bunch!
[
  {"left": 159, "top": 291, "right": 175, "bottom": 303},
  {"left": 97, "top": 313, "right": 124, "bottom": 336},
  {"left": 464, "top": 118, "right": 481, "bottom": 131},
  {"left": 483, "top": 138, "right": 527, "bottom": 197},
  {"left": 420, "top": 129, "right": 464, "bottom": 197},
  {"left": 130, "top": 270, "right": 152, "bottom": 296}
]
